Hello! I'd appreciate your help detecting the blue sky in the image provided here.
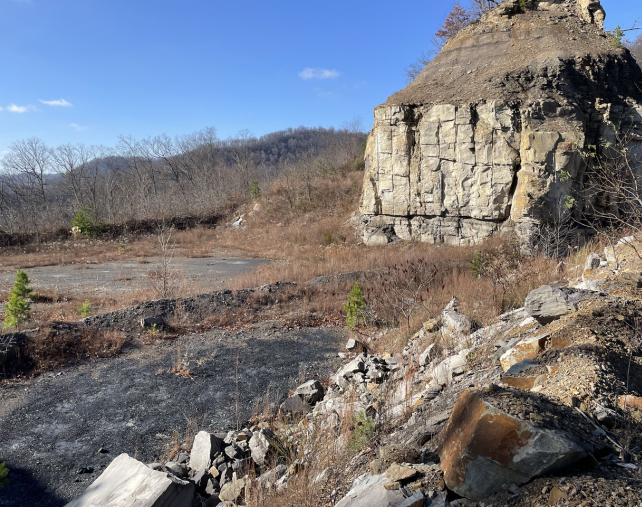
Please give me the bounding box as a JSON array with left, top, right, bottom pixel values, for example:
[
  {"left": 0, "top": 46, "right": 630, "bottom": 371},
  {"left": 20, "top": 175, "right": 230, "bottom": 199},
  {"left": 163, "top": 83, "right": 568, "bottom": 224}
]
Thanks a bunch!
[{"left": 0, "top": 0, "right": 640, "bottom": 154}]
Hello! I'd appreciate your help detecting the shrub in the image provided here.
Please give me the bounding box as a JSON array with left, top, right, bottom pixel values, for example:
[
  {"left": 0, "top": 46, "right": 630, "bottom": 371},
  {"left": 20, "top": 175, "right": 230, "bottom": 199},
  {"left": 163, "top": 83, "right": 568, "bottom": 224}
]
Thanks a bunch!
[
  {"left": 321, "top": 230, "right": 333, "bottom": 245},
  {"left": 348, "top": 411, "right": 376, "bottom": 452},
  {"left": 0, "top": 462, "right": 8, "bottom": 489},
  {"left": 4, "top": 269, "right": 38, "bottom": 328},
  {"left": 469, "top": 238, "right": 522, "bottom": 316},
  {"left": 372, "top": 258, "right": 438, "bottom": 328},
  {"left": 77, "top": 300, "right": 93, "bottom": 317},
  {"left": 344, "top": 281, "right": 367, "bottom": 330}
]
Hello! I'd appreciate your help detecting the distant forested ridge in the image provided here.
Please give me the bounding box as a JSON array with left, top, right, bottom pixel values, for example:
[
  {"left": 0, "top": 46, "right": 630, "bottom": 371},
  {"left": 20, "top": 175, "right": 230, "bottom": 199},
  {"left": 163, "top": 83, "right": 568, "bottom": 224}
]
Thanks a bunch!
[{"left": 0, "top": 124, "right": 366, "bottom": 235}]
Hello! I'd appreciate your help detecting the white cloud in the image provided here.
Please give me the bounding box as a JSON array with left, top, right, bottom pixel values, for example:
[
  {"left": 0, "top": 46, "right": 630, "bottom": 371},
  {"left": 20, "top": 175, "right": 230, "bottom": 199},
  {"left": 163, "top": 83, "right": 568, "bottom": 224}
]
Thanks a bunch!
[
  {"left": 298, "top": 68, "right": 340, "bottom": 80},
  {"left": 7, "top": 104, "right": 35, "bottom": 113},
  {"left": 0, "top": 106, "right": 3, "bottom": 111},
  {"left": 39, "top": 98, "right": 73, "bottom": 107},
  {"left": 70, "top": 123, "right": 87, "bottom": 131}
]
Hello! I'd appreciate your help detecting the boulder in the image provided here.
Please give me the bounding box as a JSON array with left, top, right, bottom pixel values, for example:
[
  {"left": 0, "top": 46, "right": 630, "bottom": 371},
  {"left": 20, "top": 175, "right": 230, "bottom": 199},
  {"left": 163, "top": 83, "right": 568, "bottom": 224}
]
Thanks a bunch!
[
  {"left": 249, "top": 428, "right": 278, "bottom": 467},
  {"left": 524, "top": 286, "right": 577, "bottom": 325},
  {"left": 438, "top": 391, "right": 586, "bottom": 500},
  {"left": 294, "top": 379, "right": 324, "bottom": 404},
  {"left": 190, "top": 431, "right": 224, "bottom": 472},
  {"left": 335, "top": 473, "right": 422, "bottom": 507},
  {"left": 66, "top": 453, "right": 194, "bottom": 507}
]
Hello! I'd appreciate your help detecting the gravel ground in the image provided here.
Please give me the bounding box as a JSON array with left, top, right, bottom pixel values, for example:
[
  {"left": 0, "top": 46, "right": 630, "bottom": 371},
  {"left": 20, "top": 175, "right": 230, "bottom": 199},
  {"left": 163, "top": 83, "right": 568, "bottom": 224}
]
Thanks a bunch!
[{"left": 0, "top": 323, "right": 345, "bottom": 506}]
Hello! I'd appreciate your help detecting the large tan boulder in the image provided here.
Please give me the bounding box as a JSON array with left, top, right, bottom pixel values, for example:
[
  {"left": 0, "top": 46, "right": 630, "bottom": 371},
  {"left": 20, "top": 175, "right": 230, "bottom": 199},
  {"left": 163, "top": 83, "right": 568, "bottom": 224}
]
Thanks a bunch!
[{"left": 438, "top": 391, "right": 586, "bottom": 500}]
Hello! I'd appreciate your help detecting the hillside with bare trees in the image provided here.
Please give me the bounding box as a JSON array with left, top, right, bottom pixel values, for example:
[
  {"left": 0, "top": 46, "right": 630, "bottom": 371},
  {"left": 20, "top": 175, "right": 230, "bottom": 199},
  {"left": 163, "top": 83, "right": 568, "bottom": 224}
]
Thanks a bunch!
[{"left": 0, "top": 124, "right": 366, "bottom": 236}]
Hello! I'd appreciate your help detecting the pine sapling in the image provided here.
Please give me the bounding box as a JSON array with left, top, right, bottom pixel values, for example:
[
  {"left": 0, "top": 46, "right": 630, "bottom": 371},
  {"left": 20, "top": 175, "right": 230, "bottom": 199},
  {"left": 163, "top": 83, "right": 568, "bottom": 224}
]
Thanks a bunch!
[
  {"left": 4, "top": 269, "right": 38, "bottom": 328},
  {"left": 78, "top": 300, "right": 93, "bottom": 317},
  {"left": 344, "top": 280, "right": 367, "bottom": 330}
]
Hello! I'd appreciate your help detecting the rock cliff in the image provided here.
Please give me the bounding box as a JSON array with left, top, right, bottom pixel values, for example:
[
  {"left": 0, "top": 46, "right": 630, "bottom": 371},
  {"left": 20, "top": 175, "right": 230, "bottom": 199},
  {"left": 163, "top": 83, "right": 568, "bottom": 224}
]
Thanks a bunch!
[{"left": 358, "top": 0, "right": 642, "bottom": 248}]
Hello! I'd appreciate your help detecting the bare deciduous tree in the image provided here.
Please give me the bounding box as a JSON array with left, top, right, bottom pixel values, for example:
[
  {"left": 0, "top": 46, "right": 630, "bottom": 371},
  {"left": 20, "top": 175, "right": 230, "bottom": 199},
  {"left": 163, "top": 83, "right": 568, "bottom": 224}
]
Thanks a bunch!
[{"left": 406, "top": 2, "right": 473, "bottom": 83}]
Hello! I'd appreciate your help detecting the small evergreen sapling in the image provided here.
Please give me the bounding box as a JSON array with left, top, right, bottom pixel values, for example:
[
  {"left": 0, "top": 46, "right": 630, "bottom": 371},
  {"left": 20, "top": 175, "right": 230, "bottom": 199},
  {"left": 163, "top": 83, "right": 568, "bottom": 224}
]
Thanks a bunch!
[
  {"left": 4, "top": 269, "right": 38, "bottom": 328},
  {"left": 249, "top": 180, "right": 261, "bottom": 199},
  {"left": 78, "top": 300, "right": 93, "bottom": 317},
  {"left": 344, "top": 280, "right": 367, "bottom": 330}
]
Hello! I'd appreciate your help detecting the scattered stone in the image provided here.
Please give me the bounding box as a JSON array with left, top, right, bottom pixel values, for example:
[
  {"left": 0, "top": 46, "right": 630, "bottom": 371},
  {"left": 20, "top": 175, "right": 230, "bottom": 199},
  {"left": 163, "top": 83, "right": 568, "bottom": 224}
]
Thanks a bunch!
[
  {"left": 294, "top": 379, "right": 324, "bottom": 404},
  {"left": 442, "top": 311, "right": 471, "bottom": 335},
  {"left": 224, "top": 444, "right": 244, "bottom": 461},
  {"left": 584, "top": 253, "right": 602, "bottom": 271},
  {"left": 335, "top": 474, "right": 421, "bottom": 507},
  {"left": 419, "top": 344, "right": 437, "bottom": 367},
  {"left": 280, "top": 394, "right": 312, "bottom": 415},
  {"left": 384, "top": 463, "right": 420, "bottom": 483},
  {"left": 618, "top": 395, "right": 642, "bottom": 411},
  {"left": 218, "top": 477, "right": 246, "bottom": 503},
  {"left": 165, "top": 462, "right": 188, "bottom": 478},
  {"left": 140, "top": 317, "right": 165, "bottom": 329},
  {"left": 192, "top": 469, "right": 210, "bottom": 493},
  {"left": 249, "top": 428, "right": 277, "bottom": 467}
]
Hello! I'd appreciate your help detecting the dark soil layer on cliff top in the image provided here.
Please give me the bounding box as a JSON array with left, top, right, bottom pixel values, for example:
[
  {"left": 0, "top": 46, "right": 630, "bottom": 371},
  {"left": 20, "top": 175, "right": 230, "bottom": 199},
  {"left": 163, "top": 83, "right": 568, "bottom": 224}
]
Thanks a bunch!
[{"left": 0, "top": 323, "right": 344, "bottom": 506}]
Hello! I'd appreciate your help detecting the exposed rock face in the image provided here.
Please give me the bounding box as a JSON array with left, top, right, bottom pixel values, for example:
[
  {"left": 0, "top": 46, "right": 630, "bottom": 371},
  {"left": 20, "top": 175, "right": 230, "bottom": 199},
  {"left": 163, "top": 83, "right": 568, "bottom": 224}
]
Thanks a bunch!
[{"left": 358, "top": 0, "right": 642, "bottom": 248}]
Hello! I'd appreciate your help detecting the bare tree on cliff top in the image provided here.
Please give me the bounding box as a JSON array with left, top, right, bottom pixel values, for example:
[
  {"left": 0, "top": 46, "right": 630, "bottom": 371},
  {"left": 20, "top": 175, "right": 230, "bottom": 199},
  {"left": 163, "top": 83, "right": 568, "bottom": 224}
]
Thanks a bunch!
[
  {"left": 406, "top": 2, "right": 473, "bottom": 83},
  {"left": 629, "top": 33, "right": 642, "bottom": 64}
]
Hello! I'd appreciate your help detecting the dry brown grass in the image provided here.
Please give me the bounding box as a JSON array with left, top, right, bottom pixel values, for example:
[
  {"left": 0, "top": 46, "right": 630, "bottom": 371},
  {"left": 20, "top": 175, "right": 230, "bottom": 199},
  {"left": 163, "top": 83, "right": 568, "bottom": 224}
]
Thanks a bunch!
[{"left": 4, "top": 326, "right": 129, "bottom": 378}]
